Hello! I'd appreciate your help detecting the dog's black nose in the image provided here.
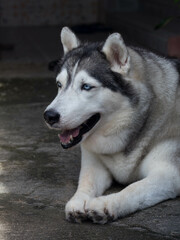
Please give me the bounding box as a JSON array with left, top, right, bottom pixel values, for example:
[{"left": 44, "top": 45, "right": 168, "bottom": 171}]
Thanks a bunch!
[{"left": 44, "top": 110, "right": 60, "bottom": 125}]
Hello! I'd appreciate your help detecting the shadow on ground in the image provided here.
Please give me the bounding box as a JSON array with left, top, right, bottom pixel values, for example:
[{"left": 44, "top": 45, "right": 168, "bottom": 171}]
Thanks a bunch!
[{"left": 0, "top": 77, "right": 179, "bottom": 240}]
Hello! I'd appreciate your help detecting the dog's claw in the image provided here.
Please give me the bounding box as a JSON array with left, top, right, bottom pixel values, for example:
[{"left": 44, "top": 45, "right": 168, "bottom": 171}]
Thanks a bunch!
[{"left": 66, "top": 210, "right": 88, "bottom": 223}]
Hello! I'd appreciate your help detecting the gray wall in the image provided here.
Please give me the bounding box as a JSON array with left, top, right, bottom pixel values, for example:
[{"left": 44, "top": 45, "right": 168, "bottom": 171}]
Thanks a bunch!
[{"left": 0, "top": 0, "right": 99, "bottom": 27}]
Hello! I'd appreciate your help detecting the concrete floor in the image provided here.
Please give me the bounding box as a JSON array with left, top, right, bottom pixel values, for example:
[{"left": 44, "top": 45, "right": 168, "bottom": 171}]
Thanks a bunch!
[{"left": 0, "top": 26, "right": 179, "bottom": 240}]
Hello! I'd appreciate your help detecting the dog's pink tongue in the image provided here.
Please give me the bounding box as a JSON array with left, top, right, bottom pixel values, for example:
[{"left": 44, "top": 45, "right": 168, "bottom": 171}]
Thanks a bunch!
[{"left": 59, "top": 128, "right": 80, "bottom": 144}]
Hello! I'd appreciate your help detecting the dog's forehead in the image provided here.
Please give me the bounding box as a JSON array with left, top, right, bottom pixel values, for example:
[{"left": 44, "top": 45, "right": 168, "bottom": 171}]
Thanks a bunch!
[
  {"left": 61, "top": 43, "right": 105, "bottom": 72},
  {"left": 57, "top": 44, "right": 108, "bottom": 86}
]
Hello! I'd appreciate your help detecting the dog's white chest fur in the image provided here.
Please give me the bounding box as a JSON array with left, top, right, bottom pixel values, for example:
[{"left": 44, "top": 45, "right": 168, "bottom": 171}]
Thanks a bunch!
[
  {"left": 99, "top": 153, "right": 137, "bottom": 184},
  {"left": 82, "top": 128, "right": 139, "bottom": 184}
]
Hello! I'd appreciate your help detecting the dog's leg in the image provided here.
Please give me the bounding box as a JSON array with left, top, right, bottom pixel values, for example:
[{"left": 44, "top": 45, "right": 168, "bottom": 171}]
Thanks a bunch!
[
  {"left": 65, "top": 147, "right": 112, "bottom": 223},
  {"left": 85, "top": 157, "right": 180, "bottom": 224}
]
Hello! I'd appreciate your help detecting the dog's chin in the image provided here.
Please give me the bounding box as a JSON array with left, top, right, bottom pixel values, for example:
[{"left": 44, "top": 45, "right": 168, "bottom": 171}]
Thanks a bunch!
[{"left": 58, "top": 113, "right": 101, "bottom": 149}]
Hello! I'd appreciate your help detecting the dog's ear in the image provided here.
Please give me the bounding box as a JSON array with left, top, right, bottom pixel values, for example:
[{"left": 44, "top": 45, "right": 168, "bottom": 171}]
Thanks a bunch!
[
  {"left": 102, "top": 33, "right": 130, "bottom": 74},
  {"left": 60, "top": 27, "right": 80, "bottom": 54}
]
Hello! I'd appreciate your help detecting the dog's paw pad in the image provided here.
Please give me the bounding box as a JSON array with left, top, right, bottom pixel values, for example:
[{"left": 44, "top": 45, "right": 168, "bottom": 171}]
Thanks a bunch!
[
  {"left": 66, "top": 210, "right": 87, "bottom": 223},
  {"left": 86, "top": 210, "right": 108, "bottom": 224},
  {"left": 67, "top": 211, "right": 76, "bottom": 222}
]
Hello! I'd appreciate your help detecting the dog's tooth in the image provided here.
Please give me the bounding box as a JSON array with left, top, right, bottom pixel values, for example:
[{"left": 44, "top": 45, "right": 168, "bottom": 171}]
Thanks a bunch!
[{"left": 70, "top": 135, "right": 73, "bottom": 141}]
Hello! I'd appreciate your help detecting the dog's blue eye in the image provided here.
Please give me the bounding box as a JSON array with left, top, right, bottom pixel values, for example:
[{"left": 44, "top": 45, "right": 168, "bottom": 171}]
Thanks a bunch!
[
  {"left": 81, "top": 83, "right": 93, "bottom": 91},
  {"left": 57, "top": 82, "right": 62, "bottom": 88}
]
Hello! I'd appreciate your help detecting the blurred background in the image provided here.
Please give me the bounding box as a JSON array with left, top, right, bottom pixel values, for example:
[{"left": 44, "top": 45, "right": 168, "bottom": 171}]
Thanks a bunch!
[{"left": 0, "top": 0, "right": 180, "bottom": 79}]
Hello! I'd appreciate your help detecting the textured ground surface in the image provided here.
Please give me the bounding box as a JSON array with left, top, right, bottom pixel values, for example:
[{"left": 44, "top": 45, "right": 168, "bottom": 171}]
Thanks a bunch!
[{"left": 0, "top": 27, "right": 179, "bottom": 240}]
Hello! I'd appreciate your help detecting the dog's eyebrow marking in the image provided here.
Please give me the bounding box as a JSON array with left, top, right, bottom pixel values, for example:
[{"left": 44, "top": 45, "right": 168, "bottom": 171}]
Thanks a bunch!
[
  {"left": 56, "top": 68, "right": 68, "bottom": 87},
  {"left": 71, "top": 60, "right": 79, "bottom": 83},
  {"left": 64, "top": 61, "right": 79, "bottom": 90}
]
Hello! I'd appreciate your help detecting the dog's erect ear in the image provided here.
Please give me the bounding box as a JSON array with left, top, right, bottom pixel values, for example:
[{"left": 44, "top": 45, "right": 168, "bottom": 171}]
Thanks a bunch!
[
  {"left": 102, "top": 33, "right": 130, "bottom": 74},
  {"left": 60, "top": 27, "right": 80, "bottom": 54}
]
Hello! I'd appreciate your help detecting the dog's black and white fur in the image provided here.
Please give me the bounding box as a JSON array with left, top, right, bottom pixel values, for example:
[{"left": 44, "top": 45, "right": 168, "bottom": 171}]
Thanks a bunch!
[{"left": 44, "top": 27, "right": 180, "bottom": 224}]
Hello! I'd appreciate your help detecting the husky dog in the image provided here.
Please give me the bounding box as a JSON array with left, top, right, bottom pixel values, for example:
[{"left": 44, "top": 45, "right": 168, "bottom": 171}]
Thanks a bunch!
[{"left": 44, "top": 27, "right": 180, "bottom": 224}]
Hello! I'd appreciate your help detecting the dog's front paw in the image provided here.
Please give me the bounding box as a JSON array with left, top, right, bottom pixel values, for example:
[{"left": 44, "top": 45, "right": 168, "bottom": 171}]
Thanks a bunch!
[
  {"left": 65, "top": 193, "right": 90, "bottom": 223},
  {"left": 86, "top": 196, "right": 117, "bottom": 224}
]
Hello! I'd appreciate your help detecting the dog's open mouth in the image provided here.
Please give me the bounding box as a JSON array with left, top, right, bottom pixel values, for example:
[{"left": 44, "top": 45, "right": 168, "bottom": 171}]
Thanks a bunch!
[{"left": 58, "top": 113, "right": 100, "bottom": 149}]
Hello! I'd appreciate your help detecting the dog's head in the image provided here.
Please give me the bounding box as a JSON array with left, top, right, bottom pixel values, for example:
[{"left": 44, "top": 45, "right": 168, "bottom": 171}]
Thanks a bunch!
[{"left": 44, "top": 27, "right": 139, "bottom": 149}]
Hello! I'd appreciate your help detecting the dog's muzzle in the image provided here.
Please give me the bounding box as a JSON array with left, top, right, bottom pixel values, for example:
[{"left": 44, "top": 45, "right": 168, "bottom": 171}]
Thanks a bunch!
[
  {"left": 44, "top": 109, "right": 101, "bottom": 149},
  {"left": 58, "top": 113, "right": 101, "bottom": 149}
]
